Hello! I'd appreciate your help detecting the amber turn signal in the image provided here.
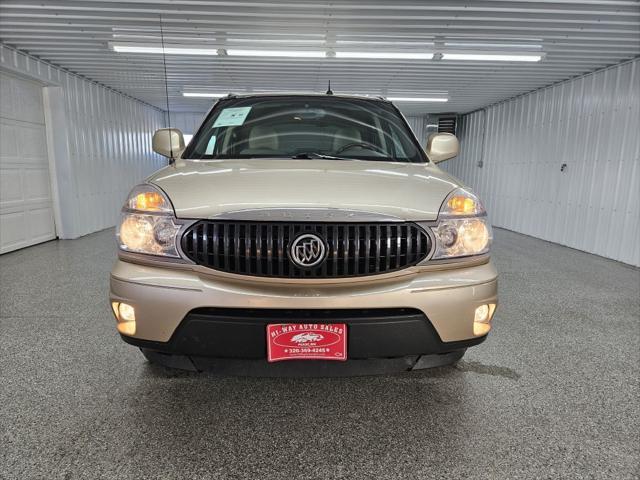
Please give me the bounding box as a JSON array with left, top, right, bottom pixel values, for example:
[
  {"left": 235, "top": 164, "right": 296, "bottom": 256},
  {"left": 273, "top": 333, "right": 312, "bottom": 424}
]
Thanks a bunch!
[
  {"left": 447, "top": 195, "right": 477, "bottom": 215},
  {"left": 134, "top": 192, "right": 165, "bottom": 211}
]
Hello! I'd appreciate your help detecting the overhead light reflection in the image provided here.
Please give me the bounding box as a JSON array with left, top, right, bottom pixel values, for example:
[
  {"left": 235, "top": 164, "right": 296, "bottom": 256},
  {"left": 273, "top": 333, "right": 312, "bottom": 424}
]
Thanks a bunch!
[{"left": 183, "top": 92, "right": 227, "bottom": 98}]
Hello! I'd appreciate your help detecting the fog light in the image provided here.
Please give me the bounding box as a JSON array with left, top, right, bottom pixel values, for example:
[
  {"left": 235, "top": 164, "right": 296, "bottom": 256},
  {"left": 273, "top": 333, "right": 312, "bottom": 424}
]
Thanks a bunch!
[
  {"left": 474, "top": 304, "right": 490, "bottom": 323},
  {"left": 118, "top": 303, "right": 136, "bottom": 322},
  {"left": 117, "top": 321, "right": 136, "bottom": 336},
  {"left": 111, "top": 301, "right": 136, "bottom": 336},
  {"left": 473, "top": 303, "right": 496, "bottom": 336},
  {"left": 473, "top": 322, "right": 491, "bottom": 336},
  {"left": 111, "top": 301, "right": 119, "bottom": 318}
]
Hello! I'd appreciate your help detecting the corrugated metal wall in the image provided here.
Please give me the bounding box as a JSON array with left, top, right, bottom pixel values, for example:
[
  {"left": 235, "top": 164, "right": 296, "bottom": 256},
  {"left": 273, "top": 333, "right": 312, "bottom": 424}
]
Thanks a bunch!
[
  {"left": 441, "top": 58, "right": 640, "bottom": 266},
  {"left": 60, "top": 78, "right": 167, "bottom": 237},
  {"left": 405, "top": 116, "right": 428, "bottom": 144},
  {"left": 0, "top": 43, "right": 166, "bottom": 238},
  {"left": 169, "top": 112, "right": 206, "bottom": 136}
]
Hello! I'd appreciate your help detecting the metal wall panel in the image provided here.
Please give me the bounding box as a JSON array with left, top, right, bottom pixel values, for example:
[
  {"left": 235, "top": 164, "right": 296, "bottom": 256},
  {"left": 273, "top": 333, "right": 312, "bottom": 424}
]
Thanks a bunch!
[
  {"left": 441, "top": 58, "right": 640, "bottom": 266},
  {"left": 0, "top": 44, "right": 166, "bottom": 238},
  {"left": 405, "top": 116, "right": 427, "bottom": 144},
  {"left": 169, "top": 112, "right": 206, "bottom": 136}
]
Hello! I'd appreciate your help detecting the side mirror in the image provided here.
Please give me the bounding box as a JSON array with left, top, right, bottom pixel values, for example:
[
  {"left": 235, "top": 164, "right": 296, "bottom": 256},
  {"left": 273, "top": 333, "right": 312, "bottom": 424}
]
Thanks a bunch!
[
  {"left": 153, "top": 128, "right": 185, "bottom": 159},
  {"left": 425, "top": 132, "right": 459, "bottom": 163}
]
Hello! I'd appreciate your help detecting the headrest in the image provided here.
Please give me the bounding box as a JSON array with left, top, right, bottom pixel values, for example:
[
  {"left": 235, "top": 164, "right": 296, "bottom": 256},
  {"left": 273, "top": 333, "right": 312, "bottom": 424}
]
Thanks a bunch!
[
  {"left": 248, "top": 125, "right": 279, "bottom": 150},
  {"left": 332, "top": 126, "right": 362, "bottom": 151}
]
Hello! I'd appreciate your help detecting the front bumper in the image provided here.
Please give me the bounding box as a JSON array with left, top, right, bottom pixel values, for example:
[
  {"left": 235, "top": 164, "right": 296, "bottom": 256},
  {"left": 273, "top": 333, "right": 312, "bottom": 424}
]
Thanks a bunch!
[{"left": 109, "top": 258, "right": 498, "bottom": 361}]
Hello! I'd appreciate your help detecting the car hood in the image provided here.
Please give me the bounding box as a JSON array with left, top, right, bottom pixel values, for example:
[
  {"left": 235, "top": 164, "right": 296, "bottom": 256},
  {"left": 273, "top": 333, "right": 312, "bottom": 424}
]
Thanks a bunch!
[{"left": 148, "top": 159, "right": 462, "bottom": 221}]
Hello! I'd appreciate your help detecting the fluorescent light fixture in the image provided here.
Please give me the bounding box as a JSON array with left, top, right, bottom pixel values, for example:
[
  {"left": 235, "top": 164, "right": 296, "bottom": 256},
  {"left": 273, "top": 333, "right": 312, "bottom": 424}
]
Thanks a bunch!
[
  {"left": 228, "top": 38, "right": 325, "bottom": 45},
  {"left": 387, "top": 97, "right": 448, "bottom": 103},
  {"left": 111, "top": 43, "right": 218, "bottom": 55},
  {"left": 183, "top": 92, "right": 227, "bottom": 98},
  {"left": 444, "top": 42, "right": 543, "bottom": 50},
  {"left": 442, "top": 53, "right": 542, "bottom": 62},
  {"left": 112, "top": 34, "right": 162, "bottom": 40},
  {"left": 226, "top": 49, "right": 325, "bottom": 58},
  {"left": 336, "top": 40, "right": 434, "bottom": 47},
  {"left": 335, "top": 51, "right": 433, "bottom": 60}
]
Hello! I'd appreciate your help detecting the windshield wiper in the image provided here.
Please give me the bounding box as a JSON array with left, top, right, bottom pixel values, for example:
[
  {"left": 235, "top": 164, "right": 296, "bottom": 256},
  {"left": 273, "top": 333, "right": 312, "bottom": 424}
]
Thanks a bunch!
[{"left": 291, "top": 152, "right": 349, "bottom": 160}]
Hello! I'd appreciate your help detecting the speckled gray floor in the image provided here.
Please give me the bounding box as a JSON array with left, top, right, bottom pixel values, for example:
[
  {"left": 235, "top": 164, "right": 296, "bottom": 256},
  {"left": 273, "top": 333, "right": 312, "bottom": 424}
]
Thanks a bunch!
[{"left": 1, "top": 228, "right": 638, "bottom": 479}]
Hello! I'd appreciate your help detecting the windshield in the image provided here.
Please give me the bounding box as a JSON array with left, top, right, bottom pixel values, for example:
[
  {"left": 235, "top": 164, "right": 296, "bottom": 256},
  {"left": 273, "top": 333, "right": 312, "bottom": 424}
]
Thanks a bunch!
[{"left": 183, "top": 96, "right": 426, "bottom": 163}]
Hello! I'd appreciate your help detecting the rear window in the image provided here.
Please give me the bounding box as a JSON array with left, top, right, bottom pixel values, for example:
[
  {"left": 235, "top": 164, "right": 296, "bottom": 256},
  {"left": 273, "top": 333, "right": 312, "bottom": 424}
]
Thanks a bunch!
[{"left": 182, "top": 96, "right": 426, "bottom": 163}]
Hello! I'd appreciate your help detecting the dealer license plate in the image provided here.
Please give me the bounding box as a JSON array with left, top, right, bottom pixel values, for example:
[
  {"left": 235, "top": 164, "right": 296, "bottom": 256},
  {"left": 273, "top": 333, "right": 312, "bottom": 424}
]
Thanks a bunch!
[{"left": 266, "top": 323, "right": 347, "bottom": 362}]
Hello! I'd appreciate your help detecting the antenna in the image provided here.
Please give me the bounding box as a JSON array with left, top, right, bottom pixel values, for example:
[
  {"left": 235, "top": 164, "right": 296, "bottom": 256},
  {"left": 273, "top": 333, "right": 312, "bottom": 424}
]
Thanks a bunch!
[
  {"left": 159, "top": 14, "right": 174, "bottom": 162},
  {"left": 326, "top": 80, "right": 333, "bottom": 95}
]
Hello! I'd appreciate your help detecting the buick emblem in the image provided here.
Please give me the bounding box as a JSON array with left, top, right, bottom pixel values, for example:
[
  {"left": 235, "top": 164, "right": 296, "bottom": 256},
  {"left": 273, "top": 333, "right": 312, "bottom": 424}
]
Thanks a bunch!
[{"left": 290, "top": 233, "right": 326, "bottom": 268}]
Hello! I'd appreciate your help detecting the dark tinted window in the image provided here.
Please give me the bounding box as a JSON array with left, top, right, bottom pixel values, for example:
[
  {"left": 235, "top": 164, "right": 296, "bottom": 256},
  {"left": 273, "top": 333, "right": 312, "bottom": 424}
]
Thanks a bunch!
[{"left": 183, "top": 96, "right": 425, "bottom": 163}]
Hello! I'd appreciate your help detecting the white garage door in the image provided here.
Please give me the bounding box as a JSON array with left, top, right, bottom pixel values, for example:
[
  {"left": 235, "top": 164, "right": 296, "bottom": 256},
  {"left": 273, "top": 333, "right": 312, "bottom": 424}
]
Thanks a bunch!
[{"left": 0, "top": 71, "right": 56, "bottom": 254}]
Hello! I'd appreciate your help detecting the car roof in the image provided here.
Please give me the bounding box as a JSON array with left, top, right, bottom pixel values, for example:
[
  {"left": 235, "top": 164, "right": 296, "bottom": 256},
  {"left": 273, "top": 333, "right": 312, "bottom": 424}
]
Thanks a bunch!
[{"left": 218, "top": 93, "right": 391, "bottom": 103}]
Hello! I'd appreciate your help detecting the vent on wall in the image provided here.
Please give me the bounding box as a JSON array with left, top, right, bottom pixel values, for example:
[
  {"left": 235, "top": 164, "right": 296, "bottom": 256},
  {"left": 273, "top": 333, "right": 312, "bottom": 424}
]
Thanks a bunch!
[{"left": 438, "top": 116, "right": 457, "bottom": 134}]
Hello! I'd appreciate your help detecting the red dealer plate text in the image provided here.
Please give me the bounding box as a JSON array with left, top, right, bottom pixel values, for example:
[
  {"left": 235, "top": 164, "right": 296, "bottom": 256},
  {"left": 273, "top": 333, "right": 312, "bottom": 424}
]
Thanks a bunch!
[{"left": 266, "top": 323, "right": 347, "bottom": 362}]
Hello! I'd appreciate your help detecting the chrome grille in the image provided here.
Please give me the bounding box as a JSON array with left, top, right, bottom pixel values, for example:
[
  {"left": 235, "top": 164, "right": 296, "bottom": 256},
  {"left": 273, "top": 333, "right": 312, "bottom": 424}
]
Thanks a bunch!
[{"left": 181, "top": 221, "right": 431, "bottom": 278}]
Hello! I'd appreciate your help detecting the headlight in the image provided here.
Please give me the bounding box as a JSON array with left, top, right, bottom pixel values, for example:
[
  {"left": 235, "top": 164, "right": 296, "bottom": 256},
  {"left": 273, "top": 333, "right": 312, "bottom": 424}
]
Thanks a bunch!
[
  {"left": 116, "top": 184, "right": 180, "bottom": 257},
  {"left": 431, "top": 188, "right": 492, "bottom": 259}
]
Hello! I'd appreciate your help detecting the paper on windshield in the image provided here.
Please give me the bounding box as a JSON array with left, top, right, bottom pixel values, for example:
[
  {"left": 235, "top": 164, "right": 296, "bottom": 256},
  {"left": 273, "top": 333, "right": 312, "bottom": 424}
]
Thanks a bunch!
[{"left": 212, "top": 107, "right": 252, "bottom": 127}]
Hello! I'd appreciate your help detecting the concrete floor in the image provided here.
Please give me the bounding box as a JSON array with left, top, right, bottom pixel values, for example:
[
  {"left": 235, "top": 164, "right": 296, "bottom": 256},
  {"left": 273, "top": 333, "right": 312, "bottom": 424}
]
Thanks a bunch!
[{"left": 0, "top": 227, "right": 638, "bottom": 479}]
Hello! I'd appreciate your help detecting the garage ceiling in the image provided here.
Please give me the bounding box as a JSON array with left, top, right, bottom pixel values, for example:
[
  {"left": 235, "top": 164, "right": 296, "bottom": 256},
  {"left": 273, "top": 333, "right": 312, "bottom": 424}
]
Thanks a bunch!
[{"left": 1, "top": 0, "right": 638, "bottom": 115}]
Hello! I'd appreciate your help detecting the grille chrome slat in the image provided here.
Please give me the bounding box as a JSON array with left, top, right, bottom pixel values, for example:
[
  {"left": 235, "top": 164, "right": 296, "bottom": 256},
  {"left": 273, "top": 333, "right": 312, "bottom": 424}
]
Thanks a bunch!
[
  {"left": 212, "top": 223, "right": 219, "bottom": 268},
  {"left": 320, "top": 224, "right": 328, "bottom": 278},
  {"left": 375, "top": 225, "right": 381, "bottom": 273},
  {"left": 223, "top": 224, "right": 228, "bottom": 269},
  {"left": 233, "top": 224, "right": 240, "bottom": 272},
  {"left": 255, "top": 224, "right": 261, "bottom": 275},
  {"left": 354, "top": 225, "right": 360, "bottom": 274},
  {"left": 276, "top": 224, "right": 283, "bottom": 276},
  {"left": 342, "top": 225, "right": 349, "bottom": 275},
  {"left": 182, "top": 221, "right": 431, "bottom": 278},
  {"left": 364, "top": 226, "right": 371, "bottom": 274},
  {"left": 396, "top": 225, "right": 402, "bottom": 269},
  {"left": 385, "top": 226, "right": 391, "bottom": 271},
  {"left": 331, "top": 225, "right": 340, "bottom": 276},
  {"left": 266, "top": 224, "right": 272, "bottom": 276},
  {"left": 202, "top": 224, "right": 208, "bottom": 265}
]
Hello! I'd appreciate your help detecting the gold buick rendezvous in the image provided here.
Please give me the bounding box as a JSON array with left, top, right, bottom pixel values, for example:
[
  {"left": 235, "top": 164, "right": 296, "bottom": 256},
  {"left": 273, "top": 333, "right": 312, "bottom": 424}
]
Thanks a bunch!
[{"left": 110, "top": 94, "right": 498, "bottom": 375}]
